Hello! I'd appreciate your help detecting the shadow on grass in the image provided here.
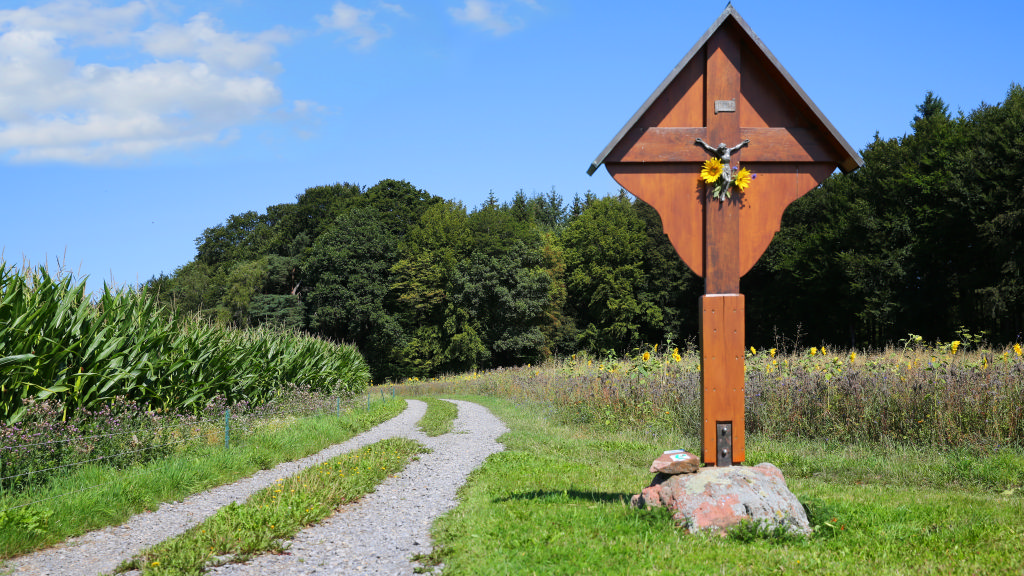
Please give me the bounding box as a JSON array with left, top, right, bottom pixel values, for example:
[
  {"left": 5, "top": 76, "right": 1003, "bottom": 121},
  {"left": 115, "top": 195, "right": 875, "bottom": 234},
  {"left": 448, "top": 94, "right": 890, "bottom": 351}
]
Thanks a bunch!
[{"left": 494, "top": 489, "right": 636, "bottom": 505}]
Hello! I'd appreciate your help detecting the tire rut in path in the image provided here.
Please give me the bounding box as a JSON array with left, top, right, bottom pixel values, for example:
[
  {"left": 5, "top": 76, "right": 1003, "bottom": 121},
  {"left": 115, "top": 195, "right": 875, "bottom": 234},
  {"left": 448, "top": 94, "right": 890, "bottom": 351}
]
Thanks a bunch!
[{"left": 6, "top": 399, "right": 507, "bottom": 576}]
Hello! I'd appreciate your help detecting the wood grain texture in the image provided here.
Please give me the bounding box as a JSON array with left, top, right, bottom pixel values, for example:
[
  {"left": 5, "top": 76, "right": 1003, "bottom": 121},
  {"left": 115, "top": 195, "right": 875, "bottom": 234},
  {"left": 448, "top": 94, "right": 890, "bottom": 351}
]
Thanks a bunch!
[
  {"left": 607, "top": 162, "right": 836, "bottom": 279},
  {"left": 700, "top": 294, "right": 745, "bottom": 465},
  {"left": 608, "top": 127, "right": 833, "bottom": 164},
  {"left": 600, "top": 18, "right": 850, "bottom": 283},
  {"left": 703, "top": 25, "right": 742, "bottom": 294},
  {"left": 594, "top": 11, "right": 861, "bottom": 468}
]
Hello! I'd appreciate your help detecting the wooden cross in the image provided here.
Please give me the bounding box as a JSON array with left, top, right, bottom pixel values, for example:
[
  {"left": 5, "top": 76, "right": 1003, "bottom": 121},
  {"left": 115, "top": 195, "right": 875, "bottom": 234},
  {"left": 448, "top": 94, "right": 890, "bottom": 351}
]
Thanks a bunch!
[{"left": 588, "top": 5, "right": 862, "bottom": 466}]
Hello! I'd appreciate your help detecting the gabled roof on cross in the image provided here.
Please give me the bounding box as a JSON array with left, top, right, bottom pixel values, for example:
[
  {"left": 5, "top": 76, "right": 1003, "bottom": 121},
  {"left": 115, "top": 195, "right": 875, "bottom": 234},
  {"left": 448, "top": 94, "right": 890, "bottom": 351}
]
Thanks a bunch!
[{"left": 587, "top": 4, "right": 863, "bottom": 176}]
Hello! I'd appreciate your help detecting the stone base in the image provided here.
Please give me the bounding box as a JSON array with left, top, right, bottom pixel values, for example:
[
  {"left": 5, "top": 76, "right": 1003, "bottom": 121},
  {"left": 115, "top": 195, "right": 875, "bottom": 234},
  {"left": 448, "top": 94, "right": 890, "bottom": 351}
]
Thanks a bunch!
[{"left": 631, "top": 462, "right": 810, "bottom": 536}]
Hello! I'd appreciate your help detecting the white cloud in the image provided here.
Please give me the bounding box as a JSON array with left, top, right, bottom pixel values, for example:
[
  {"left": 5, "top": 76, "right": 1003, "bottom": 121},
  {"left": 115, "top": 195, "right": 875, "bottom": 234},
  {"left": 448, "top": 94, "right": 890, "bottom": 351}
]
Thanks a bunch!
[
  {"left": 379, "top": 3, "right": 410, "bottom": 18},
  {"left": 0, "top": 1, "right": 289, "bottom": 164},
  {"left": 0, "top": 0, "right": 147, "bottom": 46},
  {"left": 142, "top": 13, "right": 289, "bottom": 74},
  {"left": 316, "top": 2, "right": 392, "bottom": 50},
  {"left": 293, "top": 100, "right": 327, "bottom": 116},
  {"left": 449, "top": 0, "right": 528, "bottom": 36}
]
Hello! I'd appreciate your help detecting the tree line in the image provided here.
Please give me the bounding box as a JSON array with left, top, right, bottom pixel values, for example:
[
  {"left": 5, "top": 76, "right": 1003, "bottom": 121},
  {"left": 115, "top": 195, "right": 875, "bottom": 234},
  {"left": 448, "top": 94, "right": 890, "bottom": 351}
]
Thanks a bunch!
[{"left": 148, "top": 85, "right": 1024, "bottom": 381}]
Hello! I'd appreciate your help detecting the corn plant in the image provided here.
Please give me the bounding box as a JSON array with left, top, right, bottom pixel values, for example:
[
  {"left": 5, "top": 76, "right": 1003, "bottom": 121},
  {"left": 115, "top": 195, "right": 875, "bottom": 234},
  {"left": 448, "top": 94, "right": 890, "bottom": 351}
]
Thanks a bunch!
[{"left": 0, "top": 262, "right": 370, "bottom": 424}]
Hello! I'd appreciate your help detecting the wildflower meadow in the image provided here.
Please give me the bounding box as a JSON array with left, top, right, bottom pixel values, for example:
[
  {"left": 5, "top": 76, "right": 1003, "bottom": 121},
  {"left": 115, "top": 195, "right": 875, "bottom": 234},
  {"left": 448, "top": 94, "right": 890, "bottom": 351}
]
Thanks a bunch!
[{"left": 397, "top": 337, "right": 1024, "bottom": 451}]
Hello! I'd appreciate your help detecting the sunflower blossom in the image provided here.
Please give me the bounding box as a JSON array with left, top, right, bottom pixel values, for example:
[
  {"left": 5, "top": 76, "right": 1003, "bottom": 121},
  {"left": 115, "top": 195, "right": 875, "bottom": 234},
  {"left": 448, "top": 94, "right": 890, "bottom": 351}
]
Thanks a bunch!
[
  {"left": 700, "top": 157, "right": 723, "bottom": 183},
  {"left": 733, "top": 167, "right": 753, "bottom": 191}
]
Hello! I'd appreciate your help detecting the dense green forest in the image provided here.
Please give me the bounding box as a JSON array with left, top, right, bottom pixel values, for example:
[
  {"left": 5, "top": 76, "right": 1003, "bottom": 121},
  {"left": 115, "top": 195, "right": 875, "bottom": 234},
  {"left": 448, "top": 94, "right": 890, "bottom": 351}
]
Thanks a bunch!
[{"left": 148, "top": 86, "right": 1024, "bottom": 381}]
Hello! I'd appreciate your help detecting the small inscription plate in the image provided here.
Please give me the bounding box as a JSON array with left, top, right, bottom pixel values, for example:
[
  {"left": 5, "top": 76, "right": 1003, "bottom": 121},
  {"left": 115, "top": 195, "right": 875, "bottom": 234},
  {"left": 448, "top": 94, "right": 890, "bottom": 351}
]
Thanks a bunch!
[{"left": 714, "top": 99, "right": 736, "bottom": 114}]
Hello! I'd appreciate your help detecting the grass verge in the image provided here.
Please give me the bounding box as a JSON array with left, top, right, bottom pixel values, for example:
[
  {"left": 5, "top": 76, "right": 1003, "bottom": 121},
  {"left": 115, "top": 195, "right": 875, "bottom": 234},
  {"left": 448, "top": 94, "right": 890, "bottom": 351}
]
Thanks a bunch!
[
  {"left": 417, "top": 398, "right": 458, "bottom": 437},
  {"left": 427, "top": 394, "right": 1024, "bottom": 575},
  {"left": 0, "top": 397, "right": 406, "bottom": 560},
  {"left": 114, "top": 436, "right": 427, "bottom": 575}
]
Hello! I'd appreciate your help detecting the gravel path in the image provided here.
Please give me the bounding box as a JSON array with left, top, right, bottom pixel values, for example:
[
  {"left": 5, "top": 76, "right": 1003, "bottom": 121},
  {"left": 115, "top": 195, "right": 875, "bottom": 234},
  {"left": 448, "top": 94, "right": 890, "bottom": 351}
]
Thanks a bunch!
[{"left": 5, "top": 399, "right": 507, "bottom": 576}]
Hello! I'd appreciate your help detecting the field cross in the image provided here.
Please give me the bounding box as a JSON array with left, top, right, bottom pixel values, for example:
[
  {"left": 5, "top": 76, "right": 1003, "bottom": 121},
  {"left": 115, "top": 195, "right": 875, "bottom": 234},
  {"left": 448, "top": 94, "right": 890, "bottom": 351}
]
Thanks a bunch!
[{"left": 588, "top": 5, "right": 862, "bottom": 466}]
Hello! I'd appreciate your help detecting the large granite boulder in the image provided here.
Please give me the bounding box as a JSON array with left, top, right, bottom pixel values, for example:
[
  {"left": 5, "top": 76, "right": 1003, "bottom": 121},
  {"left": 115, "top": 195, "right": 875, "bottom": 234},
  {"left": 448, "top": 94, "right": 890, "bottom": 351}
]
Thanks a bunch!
[{"left": 631, "top": 462, "right": 810, "bottom": 536}]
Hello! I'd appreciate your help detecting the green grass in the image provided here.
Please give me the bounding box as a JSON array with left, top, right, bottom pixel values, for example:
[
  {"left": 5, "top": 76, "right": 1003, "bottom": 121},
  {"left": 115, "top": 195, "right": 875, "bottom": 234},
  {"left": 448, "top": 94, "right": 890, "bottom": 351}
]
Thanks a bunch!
[
  {"left": 417, "top": 397, "right": 458, "bottom": 436},
  {"left": 425, "top": 394, "right": 1024, "bottom": 575},
  {"left": 0, "top": 397, "right": 406, "bottom": 559},
  {"left": 114, "top": 436, "right": 427, "bottom": 575}
]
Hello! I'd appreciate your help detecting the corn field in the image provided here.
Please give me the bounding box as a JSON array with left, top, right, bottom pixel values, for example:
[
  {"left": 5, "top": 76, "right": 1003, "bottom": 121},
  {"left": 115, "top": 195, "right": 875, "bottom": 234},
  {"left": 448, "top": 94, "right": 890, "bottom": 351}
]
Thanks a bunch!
[{"left": 0, "top": 262, "right": 369, "bottom": 423}]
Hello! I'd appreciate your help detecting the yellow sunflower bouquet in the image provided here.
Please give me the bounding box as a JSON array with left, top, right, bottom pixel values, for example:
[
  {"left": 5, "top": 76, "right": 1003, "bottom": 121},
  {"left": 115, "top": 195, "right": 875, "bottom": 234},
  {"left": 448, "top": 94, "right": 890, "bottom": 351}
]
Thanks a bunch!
[{"left": 700, "top": 158, "right": 754, "bottom": 201}]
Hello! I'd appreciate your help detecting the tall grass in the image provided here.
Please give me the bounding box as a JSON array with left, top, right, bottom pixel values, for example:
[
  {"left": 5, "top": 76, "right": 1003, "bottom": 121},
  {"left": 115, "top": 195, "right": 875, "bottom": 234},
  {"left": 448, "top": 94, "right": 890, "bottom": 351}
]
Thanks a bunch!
[
  {"left": 0, "top": 261, "right": 369, "bottom": 424},
  {"left": 1, "top": 383, "right": 354, "bottom": 492},
  {"left": 395, "top": 341, "right": 1024, "bottom": 450}
]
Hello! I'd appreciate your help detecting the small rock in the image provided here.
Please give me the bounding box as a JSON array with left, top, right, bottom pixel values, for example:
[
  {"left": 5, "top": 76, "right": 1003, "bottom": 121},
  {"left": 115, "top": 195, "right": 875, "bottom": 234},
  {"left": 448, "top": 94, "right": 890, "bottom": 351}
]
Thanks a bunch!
[
  {"left": 632, "top": 462, "right": 810, "bottom": 536},
  {"left": 649, "top": 450, "right": 700, "bottom": 475}
]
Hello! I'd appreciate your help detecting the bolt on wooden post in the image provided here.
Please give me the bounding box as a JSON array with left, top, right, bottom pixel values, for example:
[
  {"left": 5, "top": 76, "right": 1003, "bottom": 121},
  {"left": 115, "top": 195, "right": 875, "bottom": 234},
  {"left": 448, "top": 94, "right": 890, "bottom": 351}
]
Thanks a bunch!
[{"left": 588, "top": 5, "right": 862, "bottom": 465}]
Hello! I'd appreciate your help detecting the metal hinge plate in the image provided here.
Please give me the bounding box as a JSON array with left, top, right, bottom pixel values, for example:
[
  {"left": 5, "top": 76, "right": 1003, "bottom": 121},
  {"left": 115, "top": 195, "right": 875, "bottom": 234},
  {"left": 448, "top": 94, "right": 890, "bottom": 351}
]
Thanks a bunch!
[{"left": 716, "top": 422, "right": 732, "bottom": 466}]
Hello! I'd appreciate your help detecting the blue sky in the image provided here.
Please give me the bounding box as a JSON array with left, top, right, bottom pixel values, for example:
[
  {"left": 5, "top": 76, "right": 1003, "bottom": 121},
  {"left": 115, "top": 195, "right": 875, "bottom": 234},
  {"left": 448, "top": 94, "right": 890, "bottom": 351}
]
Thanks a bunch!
[{"left": 2, "top": 0, "right": 1021, "bottom": 293}]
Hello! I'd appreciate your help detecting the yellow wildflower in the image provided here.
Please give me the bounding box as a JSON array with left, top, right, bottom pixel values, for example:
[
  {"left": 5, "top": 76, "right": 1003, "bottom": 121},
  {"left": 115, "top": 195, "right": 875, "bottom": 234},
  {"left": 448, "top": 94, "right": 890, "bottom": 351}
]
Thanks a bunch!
[
  {"left": 642, "top": 352, "right": 651, "bottom": 362},
  {"left": 951, "top": 340, "right": 961, "bottom": 355},
  {"left": 810, "top": 347, "right": 818, "bottom": 356},
  {"left": 700, "top": 157, "right": 724, "bottom": 183},
  {"left": 769, "top": 348, "right": 777, "bottom": 357},
  {"left": 1014, "top": 343, "right": 1022, "bottom": 357},
  {"left": 850, "top": 351, "right": 857, "bottom": 362},
  {"left": 749, "top": 346, "right": 757, "bottom": 356}
]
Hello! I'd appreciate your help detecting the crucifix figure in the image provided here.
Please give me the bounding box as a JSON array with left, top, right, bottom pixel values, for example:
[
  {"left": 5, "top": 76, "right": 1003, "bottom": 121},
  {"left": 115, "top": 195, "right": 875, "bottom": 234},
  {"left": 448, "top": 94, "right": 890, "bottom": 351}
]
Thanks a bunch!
[{"left": 694, "top": 138, "right": 749, "bottom": 164}]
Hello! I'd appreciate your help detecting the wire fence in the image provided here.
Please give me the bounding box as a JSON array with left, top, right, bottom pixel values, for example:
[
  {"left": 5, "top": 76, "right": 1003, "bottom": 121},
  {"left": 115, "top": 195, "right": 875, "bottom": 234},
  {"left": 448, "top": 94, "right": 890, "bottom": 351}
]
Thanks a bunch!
[{"left": 0, "top": 385, "right": 398, "bottom": 514}]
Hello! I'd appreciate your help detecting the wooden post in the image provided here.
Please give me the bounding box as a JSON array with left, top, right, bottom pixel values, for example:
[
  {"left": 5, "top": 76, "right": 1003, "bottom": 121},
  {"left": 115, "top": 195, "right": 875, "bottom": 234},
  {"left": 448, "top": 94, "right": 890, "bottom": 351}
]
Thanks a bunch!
[
  {"left": 700, "top": 294, "right": 745, "bottom": 465},
  {"left": 698, "top": 25, "right": 745, "bottom": 466}
]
